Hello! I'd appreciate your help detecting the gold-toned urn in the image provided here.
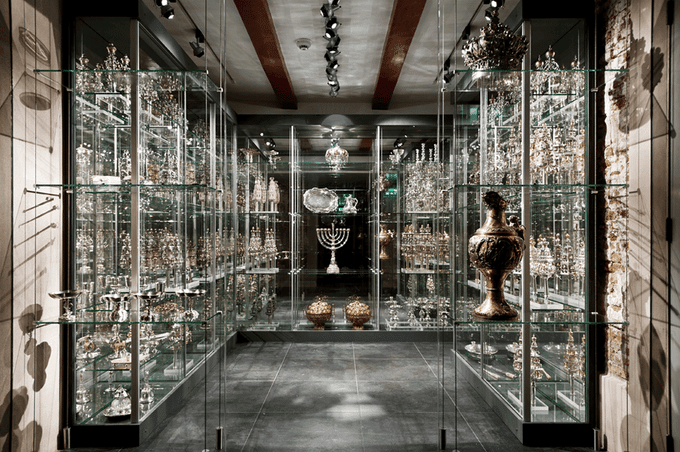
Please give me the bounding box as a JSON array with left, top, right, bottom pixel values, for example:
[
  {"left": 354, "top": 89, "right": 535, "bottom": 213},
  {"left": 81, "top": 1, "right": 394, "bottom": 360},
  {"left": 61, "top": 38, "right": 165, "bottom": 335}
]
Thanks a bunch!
[
  {"left": 343, "top": 296, "right": 372, "bottom": 330},
  {"left": 379, "top": 224, "right": 394, "bottom": 260},
  {"left": 304, "top": 296, "right": 334, "bottom": 330},
  {"left": 468, "top": 191, "right": 525, "bottom": 320}
]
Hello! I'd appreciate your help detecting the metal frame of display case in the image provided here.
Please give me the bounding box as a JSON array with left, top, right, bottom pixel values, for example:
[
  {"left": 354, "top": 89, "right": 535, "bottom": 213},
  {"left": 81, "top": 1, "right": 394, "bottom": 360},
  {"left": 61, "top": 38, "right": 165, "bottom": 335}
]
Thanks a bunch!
[{"left": 445, "top": 14, "right": 628, "bottom": 446}]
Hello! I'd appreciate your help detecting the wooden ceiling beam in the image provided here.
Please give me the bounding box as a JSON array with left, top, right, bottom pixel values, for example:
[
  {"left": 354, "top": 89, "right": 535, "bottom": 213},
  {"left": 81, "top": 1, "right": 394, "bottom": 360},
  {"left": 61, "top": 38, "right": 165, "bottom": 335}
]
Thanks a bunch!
[
  {"left": 233, "top": 0, "right": 298, "bottom": 109},
  {"left": 372, "top": 0, "right": 428, "bottom": 110}
]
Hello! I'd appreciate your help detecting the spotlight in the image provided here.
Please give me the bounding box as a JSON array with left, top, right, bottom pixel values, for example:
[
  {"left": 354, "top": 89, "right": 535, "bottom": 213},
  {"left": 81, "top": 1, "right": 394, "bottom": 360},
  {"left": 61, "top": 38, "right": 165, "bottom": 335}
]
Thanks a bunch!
[
  {"left": 325, "top": 51, "right": 339, "bottom": 64},
  {"left": 155, "top": 0, "right": 168, "bottom": 5},
  {"left": 190, "top": 41, "right": 204, "bottom": 57},
  {"left": 161, "top": 4, "right": 175, "bottom": 19},
  {"left": 190, "top": 29, "right": 205, "bottom": 57},
  {"left": 325, "top": 17, "right": 341, "bottom": 30},
  {"left": 265, "top": 138, "right": 276, "bottom": 148},
  {"left": 323, "top": 28, "right": 337, "bottom": 40},
  {"left": 489, "top": 0, "right": 504, "bottom": 7},
  {"left": 326, "top": 35, "right": 341, "bottom": 50},
  {"left": 393, "top": 138, "right": 405, "bottom": 148},
  {"left": 320, "top": 3, "right": 340, "bottom": 18}
]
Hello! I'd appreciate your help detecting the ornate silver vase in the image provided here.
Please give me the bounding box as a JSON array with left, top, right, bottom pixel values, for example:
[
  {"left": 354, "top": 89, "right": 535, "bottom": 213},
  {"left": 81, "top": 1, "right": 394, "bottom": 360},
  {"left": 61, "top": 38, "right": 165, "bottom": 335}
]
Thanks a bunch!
[{"left": 468, "top": 191, "right": 525, "bottom": 320}]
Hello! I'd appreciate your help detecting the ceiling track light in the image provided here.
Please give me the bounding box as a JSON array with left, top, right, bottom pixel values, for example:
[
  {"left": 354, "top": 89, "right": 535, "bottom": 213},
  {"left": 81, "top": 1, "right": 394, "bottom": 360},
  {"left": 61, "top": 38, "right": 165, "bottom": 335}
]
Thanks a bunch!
[
  {"left": 323, "top": 28, "right": 337, "bottom": 40},
  {"left": 190, "top": 28, "right": 205, "bottom": 57},
  {"left": 321, "top": 1, "right": 341, "bottom": 97},
  {"left": 325, "top": 17, "right": 341, "bottom": 30},
  {"left": 190, "top": 41, "right": 204, "bottom": 57},
  {"left": 161, "top": 4, "right": 174, "bottom": 19},
  {"left": 320, "top": 3, "right": 340, "bottom": 18},
  {"left": 326, "top": 35, "right": 341, "bottom": 48}
]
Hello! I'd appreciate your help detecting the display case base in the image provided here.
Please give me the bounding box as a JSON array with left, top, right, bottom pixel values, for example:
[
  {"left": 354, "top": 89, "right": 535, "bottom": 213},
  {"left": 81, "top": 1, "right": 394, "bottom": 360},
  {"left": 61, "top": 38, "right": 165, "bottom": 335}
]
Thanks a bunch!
[
  {"left": 455, "top": 350, "right": 594, "bottom": 447},
  {"left": 69, "top": 332, "right": 237, "bottom": 447},
  {"left": 507, "top": 389, "right": 549, "bottom": 412},
  {"left": 247, "top": 321, "right": 280, "bottom": 331},
  {"left": 163, "top": 359, "right": 194, "bottom": 377},
  {"left": 238, "top": 330, "right": 452, "bottom": 342},
  {"left": 557, "top": 389, "right": 586, "bottom": 411}
]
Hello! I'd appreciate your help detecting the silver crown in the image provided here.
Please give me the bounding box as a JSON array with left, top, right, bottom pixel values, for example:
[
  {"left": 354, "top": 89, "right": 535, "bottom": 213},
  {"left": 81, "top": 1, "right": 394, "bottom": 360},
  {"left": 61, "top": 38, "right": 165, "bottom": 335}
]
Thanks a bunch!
[{"left": 462, "top": 10, "right": 528, "bottom": 71}]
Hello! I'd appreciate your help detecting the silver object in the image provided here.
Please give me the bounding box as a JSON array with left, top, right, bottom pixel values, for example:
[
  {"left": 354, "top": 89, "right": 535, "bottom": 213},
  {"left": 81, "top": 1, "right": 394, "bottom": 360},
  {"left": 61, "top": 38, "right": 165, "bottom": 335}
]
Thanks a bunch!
[
  {"left": 316, "top": 223, "right": 350, "bottom": 274},
  {"left": 303, "top": 187, "right": 338, "bottom": 213}
]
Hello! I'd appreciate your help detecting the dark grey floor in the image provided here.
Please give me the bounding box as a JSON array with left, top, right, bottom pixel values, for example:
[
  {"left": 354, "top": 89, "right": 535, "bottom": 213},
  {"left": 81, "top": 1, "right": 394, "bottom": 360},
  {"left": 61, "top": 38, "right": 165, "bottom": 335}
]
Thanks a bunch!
[{"left": 75, "top": 342, "right": 596, "bottom": 452}]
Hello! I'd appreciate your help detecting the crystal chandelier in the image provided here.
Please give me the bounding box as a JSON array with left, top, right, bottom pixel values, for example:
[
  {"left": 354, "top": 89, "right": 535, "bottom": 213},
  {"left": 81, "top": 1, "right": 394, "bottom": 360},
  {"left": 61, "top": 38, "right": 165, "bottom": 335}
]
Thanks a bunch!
[{"left": 325, "top": 138, "right": 348, "bottom": 171}]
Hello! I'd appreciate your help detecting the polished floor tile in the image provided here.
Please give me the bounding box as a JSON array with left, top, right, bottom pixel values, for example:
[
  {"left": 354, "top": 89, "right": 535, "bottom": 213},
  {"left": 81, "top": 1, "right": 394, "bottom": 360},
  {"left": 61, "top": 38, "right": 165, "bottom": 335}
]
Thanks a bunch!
[
  {"left": 352, "top": 342, "right": 423, "bottom": 359},
  {"left": 286, "top": 342, "right": 355, "bottom": 360},
  {"left": 360, "top": 412, "right": 440, "bottom": 451},
  {"left": 261, "top": 381, "right": 360, "bottom": 414},
  {"left": 355, "top": 358, "right": 438, "bottom": 381},
  {"left": 224, "top": 380, "right": 275, "bottom": 413},
  {"left": 277, "top": 357, "right": 356, "bottom": 381},
  {"left": 357, "top": 380, "right": 443, "bottom": 414},
  {"left": 242, "top": 412, "right": 364, "bottom": 452}
]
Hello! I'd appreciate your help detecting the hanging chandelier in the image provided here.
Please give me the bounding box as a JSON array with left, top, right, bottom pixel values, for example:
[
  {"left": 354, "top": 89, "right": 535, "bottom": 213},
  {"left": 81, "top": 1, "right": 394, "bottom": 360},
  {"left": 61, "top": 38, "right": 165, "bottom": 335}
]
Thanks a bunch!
[
  {"left": 461, "top": 3, "right": 528, "bottom": 71},
  {"left": 325, "top": 138, "right": 348, "bottom": 171}
]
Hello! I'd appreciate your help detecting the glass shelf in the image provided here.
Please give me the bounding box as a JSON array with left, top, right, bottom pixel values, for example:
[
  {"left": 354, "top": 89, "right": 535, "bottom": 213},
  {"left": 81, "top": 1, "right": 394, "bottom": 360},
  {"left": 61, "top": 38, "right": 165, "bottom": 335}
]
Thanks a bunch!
[{"left": 34, "top": 311, "right": 223, "bottom": 326}]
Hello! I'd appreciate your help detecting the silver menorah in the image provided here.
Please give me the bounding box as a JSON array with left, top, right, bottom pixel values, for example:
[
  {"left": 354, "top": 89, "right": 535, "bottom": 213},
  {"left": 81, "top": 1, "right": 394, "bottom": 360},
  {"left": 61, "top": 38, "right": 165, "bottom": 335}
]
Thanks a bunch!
[{"left": 316, "top": 223, "right": 350, "bottom": 274}]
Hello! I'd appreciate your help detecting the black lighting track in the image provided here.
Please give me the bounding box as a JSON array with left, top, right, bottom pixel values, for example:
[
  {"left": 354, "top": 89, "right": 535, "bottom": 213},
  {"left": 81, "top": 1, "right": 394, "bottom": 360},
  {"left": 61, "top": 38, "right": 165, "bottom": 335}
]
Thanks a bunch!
[{"left": 320, "top": 0, "right": 341, "bottom": 97}]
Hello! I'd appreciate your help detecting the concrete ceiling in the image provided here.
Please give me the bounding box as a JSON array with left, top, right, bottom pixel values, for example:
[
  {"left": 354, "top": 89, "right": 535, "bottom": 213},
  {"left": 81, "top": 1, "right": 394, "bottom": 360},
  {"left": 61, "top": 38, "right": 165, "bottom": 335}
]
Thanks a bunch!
[{"left": 141, "top": 0, "right": 520, "bottom": 116}]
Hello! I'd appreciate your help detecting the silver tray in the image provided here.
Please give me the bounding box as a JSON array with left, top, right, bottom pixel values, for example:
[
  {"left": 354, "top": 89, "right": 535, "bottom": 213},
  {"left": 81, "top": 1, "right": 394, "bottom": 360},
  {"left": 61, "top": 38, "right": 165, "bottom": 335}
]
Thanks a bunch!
[
  {"left": 303, "top": 187, "right": 338, "bottom": 213},
  {"left": 465, "top": 343, "right": 498, "bottom": 356},
  {"left": 102, "top": 406, "right": 131, "bottom": 418}
]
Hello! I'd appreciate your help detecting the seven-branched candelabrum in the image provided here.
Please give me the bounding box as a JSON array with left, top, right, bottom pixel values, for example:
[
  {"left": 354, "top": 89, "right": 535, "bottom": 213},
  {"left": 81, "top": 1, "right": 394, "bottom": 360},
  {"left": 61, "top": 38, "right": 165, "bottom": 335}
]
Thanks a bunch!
[{"left": 316, "top": 223, "right": 350, "bottom": 274}]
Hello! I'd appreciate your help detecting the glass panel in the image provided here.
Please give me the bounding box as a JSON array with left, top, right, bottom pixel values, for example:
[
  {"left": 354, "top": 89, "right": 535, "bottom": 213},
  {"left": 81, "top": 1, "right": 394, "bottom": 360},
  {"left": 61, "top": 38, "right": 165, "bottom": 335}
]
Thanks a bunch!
[{"left": 231, "top": 129, "right": 291, "bottom": 331}]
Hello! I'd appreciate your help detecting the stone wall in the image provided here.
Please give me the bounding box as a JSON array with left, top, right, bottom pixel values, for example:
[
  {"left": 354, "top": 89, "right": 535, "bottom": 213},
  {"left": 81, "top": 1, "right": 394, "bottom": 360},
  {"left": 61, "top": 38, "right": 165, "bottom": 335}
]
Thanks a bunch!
[
  {"left": 598, "top": 0, "right": 630, "bottom": 381},
  {"left": 598, "top": 0, "right": 675, "bottom": 450}
]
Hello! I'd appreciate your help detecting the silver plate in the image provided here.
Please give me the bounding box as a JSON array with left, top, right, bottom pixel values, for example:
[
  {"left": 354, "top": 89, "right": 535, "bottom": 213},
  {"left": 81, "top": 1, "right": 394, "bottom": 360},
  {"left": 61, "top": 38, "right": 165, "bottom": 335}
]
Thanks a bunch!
[
  {"left": 303, "top": 187, "right": 338, "bottom": 213},
  {"left": 465, "top": 343, "right": 498, "bottom": 355}
]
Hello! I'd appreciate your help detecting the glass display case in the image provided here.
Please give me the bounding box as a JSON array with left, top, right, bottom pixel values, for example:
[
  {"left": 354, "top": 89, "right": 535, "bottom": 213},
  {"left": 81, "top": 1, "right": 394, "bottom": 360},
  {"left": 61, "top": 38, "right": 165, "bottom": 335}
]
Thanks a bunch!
[
  {"left": 290, "top": 126, "right": 377, "bottom": 331},
  {"left": 35, "top": 11, "right": 232, "bottom": 444},
  {"left": 444, "top": 18, "right": 628, "bottom": 444},
  {"left": 230, "top": 137, "right": 291, "bottom": 331},
  {"left": 230, "top": 124, "right": 451, "bottom": 332},
  {"left": 375, "top": 126, "right": 453, "bottom": 331}
]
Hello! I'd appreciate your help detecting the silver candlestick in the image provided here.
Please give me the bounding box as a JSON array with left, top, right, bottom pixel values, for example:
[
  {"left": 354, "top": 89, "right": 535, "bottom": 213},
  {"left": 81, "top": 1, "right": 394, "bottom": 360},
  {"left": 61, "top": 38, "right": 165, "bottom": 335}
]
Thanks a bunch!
[{"left": 316, "top": 223, "right": 350, "bottom": 274}]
